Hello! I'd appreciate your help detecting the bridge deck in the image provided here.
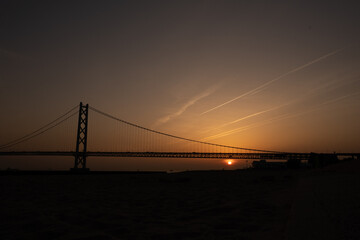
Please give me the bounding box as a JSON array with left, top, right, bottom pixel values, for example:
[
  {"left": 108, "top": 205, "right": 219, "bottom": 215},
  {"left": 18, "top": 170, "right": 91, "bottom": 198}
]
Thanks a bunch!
[{"left": 0, "top": 151, "right": 359, "bottom": 160}]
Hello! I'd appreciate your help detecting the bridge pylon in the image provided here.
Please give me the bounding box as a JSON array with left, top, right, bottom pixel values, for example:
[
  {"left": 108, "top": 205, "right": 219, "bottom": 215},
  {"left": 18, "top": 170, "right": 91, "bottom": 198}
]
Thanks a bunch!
[{"left": 71, "top": 102, "right": 90, "bottom": 172}]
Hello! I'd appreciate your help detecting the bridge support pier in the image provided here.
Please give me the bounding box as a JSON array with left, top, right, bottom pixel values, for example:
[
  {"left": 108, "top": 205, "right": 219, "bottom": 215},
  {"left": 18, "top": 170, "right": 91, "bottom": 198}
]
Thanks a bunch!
[{"left": 70, "top": 102, "right": 90, "bottom": 172}]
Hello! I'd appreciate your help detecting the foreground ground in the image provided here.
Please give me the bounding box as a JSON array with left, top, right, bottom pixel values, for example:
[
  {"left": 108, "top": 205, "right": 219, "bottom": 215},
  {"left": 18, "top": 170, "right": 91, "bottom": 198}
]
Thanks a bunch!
[{"left": 1, "top": 160, "right": 359, "bottom": 240}]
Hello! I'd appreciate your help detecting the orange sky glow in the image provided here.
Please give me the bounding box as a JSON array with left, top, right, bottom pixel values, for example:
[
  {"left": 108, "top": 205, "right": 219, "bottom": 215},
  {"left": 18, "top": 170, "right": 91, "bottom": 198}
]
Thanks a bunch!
[{"left": 1, "top": 1, "right": 360, "bottom": 170}]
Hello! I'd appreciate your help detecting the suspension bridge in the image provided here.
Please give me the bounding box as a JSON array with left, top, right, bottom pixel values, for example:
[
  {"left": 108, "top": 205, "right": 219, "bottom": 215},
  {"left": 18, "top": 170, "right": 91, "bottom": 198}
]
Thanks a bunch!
[{"left": 0, "top": 102, "right": 358, "bottom": 171}]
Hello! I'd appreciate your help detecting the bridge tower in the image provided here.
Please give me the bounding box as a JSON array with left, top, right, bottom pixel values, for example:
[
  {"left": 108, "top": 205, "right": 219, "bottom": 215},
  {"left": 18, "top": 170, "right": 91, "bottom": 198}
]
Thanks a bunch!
[{"left": 71, "top": 102, "right": 89, "bottom": 171}]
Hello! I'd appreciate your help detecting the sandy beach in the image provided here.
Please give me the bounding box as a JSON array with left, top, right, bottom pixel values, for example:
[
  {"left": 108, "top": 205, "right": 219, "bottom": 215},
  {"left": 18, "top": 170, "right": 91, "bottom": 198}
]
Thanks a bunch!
[{"left": 1, "top": 160, "right": 359, "bottom": 240}]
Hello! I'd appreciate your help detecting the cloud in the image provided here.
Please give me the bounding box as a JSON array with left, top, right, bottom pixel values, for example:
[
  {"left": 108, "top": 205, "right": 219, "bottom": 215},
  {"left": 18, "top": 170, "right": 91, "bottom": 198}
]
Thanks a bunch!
[
  {"left": 200, "top": 48, "right": 344, "bottom": 115},
  {"left": 155, "top": 85, "right": 218, "bottom": 126}
]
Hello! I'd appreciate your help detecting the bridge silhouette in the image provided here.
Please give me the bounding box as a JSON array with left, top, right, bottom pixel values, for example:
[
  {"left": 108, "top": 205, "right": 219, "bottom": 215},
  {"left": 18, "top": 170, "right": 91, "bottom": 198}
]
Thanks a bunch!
[{"left": 0, "top": 102, "right": 358, "bottom": 171}]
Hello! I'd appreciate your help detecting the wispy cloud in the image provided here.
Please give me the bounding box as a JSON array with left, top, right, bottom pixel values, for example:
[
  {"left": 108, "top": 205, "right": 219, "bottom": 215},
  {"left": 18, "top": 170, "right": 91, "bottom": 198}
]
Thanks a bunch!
[
  {"left": 202, "top": 91, "right": 360, "bottom": 141},
  {"left": 200, "top": 48, "right": 344, "bottom": 115},
  {"left": 154, "top": 85, "right": 218, "bottom": 126}
]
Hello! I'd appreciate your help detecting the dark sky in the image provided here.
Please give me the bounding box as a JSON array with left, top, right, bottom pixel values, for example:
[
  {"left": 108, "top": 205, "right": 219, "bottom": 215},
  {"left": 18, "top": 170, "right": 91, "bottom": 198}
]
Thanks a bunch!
[{"left": 1, "top": 0, "right": 360, "bottom": 162}]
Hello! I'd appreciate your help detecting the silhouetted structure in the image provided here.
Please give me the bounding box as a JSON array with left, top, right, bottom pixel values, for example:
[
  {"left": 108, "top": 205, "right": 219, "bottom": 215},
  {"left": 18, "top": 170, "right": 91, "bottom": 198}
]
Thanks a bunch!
[
  {"left": 71, "top": 102, "right": 89, "bottom": 172},
  {"left": 0, "top": 102, "right": 359, "bottom": 171}
]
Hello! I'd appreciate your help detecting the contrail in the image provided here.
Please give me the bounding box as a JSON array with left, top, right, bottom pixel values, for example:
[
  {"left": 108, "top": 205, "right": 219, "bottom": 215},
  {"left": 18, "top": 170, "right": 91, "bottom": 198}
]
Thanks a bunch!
[
  {"left": 201, "top": 122, "right": 262, "bottom": 141},
  {"left": 201, "top": 103, "right": 289, "bottom": 134},
  {"left": 311, "top": 92, "right": 360, "bottom": 108},
  {"left": 202, "top": 91, "right": 359, "bottom": 141},
  {"left": 219, "top": 103, "right": 290, "bottom": 128},
  {"left": 200, "top": 48, "right": 344, "bottom": 115},
  {"left": 202, "top": 79, "right": 349, "bottom": 135},
  {"left": 201, "top": 112, "right": 292, "bottom": 141},
  {"left": 154, "top": 85, "right": 218, "bottom": 126}
]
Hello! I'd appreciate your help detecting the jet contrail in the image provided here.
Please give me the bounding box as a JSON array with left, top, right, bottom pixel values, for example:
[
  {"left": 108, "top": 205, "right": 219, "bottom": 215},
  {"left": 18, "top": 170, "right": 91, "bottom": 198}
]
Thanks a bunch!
[
  {"left": 200, "top": 48, "right": 344, "bottom": 115},
  {"left": 154, "top": 85, "right": 218, "bottom": 126},
  {"left": 202, "top": 91, "right": 359, "bottom": 141},
  {"left": 201, "top": 112, "right": 294, "bottom": 141},
  {"left": 201, "top": 79, "right": 350, "bottom": 135},
  {"left": 201, "top": 103, "right": 289, "bottom": 134},
  {"left": 220, "top": 103, "right": 290, "bottom": 127},
  {"left": 201, "top": 122, "right": 263, "bottom": 141}
]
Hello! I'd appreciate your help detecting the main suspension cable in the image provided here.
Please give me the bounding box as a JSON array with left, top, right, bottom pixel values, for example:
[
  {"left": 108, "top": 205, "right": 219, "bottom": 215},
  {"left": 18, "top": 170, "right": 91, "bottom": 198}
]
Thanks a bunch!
[
  {"left": 0, "top": 105, "right": 79, "bottom": 150},
  {"left": 89, "top": 106, "right": 285, "bottom": 153}
]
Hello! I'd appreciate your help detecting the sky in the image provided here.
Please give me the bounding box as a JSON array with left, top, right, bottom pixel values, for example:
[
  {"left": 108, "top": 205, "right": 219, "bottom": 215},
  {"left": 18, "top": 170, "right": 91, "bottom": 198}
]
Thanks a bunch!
[{"left": 1, "top": 1, "right": 360, "bottom": 170}]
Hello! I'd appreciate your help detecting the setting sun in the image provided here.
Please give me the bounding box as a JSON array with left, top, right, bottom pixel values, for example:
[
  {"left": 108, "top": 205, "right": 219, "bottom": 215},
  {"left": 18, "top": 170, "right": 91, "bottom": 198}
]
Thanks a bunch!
[{"left": 227, "top": 160, "right": 233, "bottom": 165}]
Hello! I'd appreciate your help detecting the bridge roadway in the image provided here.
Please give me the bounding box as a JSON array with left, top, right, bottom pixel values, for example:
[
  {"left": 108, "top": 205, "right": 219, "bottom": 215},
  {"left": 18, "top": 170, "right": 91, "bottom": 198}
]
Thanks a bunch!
[{"left": 0, "top": 151, "right": 359, "bottom": 160}]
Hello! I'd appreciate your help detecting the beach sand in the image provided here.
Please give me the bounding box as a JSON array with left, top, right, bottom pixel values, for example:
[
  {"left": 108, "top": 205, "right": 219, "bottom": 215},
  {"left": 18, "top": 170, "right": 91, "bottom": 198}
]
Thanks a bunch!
[{"left": 1, "top": 160, "right": 359, "bottom": 239}]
